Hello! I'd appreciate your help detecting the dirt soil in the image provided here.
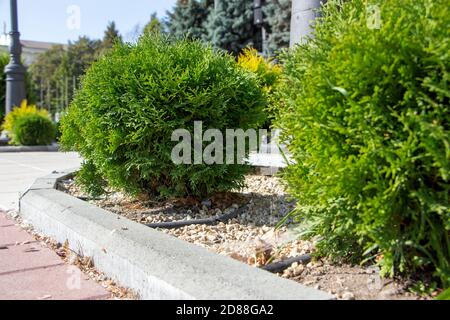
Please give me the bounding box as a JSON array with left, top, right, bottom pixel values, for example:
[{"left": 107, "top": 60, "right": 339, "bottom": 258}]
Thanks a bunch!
[{"left": 59, "top": 175, "right": 434, "bottom": 300}]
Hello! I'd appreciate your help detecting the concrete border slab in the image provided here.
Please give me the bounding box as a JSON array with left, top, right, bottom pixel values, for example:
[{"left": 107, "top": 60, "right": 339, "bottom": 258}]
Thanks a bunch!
[{"left": 0, "top": 145, "right": 59, "bottom": 153}]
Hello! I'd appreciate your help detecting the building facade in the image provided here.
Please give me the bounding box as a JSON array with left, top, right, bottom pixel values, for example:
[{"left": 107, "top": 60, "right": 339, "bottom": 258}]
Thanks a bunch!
[{"left": 0, "top": 34, "right": 64, "bottom": 66}]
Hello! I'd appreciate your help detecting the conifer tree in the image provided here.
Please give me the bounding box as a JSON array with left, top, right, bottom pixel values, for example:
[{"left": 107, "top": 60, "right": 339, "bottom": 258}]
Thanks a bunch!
[
  {"left": 263, "top": 0, "right": 292, "bottom": 55},
  {"left": 102, "top": 21, "right": 122, "bottom": 50},
  {"left": 205, "top": 0, "right": 261, "bottom": 55},
  {"left": 143, "top": 12, "right": 165, "bottom": 35},
  {"left": 166, "top": 0, "right": 210, "bottom": 40},
  {"left": 67, "top": 36, "right": 102, "bottom": 78}
]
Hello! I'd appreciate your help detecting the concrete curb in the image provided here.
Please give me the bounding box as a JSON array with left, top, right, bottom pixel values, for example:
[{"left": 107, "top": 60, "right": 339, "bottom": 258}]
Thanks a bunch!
[
  {"left": 19, "top": 169, "right": 334, "bottom": 300},
  {"left": 0, "top": 144, "right": 59, "bottom": 153}
]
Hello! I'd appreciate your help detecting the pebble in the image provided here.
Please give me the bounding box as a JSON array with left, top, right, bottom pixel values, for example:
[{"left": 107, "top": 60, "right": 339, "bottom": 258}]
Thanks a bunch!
[
  {"left": 341, "top": 291, "right": 355, "bottom": 300},
  {"left": 201, "top": 200, "right": 212, "bottom": 208},
  {"left": 293, "top": 265, "right": 304, "bottom": 277}
]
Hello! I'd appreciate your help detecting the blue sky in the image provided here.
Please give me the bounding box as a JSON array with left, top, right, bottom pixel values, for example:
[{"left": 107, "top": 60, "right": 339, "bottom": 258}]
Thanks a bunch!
[{"left": 0, "top": 0, "right": 176, "bottom": 44}]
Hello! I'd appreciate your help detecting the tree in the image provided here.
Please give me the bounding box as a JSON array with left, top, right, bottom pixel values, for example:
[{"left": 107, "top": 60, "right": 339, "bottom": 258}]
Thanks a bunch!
[
  {"left": 29, "top": 36, "right": 101, "bottom": 116},
  {"left": 204, "top": 0, "right": 261, "bottom": 55},
  {"left": 101, "top": 21, "right": 123, "bottom": 51},
  {"left": 28, "top": 45, "right": 68, "bottom": 115},
  {"left": 263, "top": 0, "right": 292, "bottom": 55},
  {"left": 1, "top": 53, "right": 9, "bottom": 118},
  {"left": 29, "top": 45, "right": 66, "bottom": 86},
  {"left": 166, "top": 0, "right": 211, "bottom": 40},
  {"left": 66, "top": 36, "right": 102, "bottom": 80},
  {"left": 143, "top": 12, "right": 164, "bottom": 35}
]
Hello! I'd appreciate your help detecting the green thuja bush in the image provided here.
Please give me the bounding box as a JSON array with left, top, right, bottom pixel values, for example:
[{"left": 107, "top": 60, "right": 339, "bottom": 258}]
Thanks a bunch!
[
  {"left": 13, "top": 114, "right": 55, "bottom": 146},
  {"left": 276, "top": 0, "right": 449, "bottom": 285},
  {"left": 61, "top": 34, "right": 266, "bottom": 198}
]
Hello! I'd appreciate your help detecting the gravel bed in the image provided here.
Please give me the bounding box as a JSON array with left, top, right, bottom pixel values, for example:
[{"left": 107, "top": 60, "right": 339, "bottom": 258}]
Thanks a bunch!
[{"left": 59, "top": 175, "right": 433, "bottom": 300}]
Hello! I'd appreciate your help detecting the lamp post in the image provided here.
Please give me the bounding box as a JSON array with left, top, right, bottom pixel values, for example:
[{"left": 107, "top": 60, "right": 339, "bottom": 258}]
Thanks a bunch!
[
  {"left": 290, "top": 0, "right": 325, "bottom": 47},
  {"left": 4, "top": 0, "right": 26, "bottom": 115},
  {"left": 254, "top": 0, "right": 267, "bottom": 56}
]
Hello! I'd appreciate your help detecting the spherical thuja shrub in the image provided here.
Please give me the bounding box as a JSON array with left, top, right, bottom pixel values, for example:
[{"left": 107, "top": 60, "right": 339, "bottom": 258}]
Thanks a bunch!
[
  {"left": 13, "top": 113, "right": 55, "bottom": 146},
  {"left": 61, "top": 34, "right": 266, "bottom": 198},
  {"left": 276, "top": 0, "right": 449, "bottom": 285}
]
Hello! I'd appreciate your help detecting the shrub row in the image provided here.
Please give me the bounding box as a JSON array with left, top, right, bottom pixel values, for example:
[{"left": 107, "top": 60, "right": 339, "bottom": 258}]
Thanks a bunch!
[{"left": 60, "top": 2, "right": 448, "bottom": 287}]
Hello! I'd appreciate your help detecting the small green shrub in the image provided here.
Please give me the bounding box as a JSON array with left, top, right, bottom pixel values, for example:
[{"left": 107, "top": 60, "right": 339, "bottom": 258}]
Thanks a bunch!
[
  {"left": 13, "top": 113, "right": 55, "bottom": 146},
  {"left": 2, "top": 100, "right": 53, "bottom": 145},
  {"left": 276, "top": 0, "right": 449, "bottom": 286},
  {"left": 61, "top": 34, "right": 266, "bottom": 198},
  {"left": 2, "top": 101, "right": 50, "bottom": 133}
]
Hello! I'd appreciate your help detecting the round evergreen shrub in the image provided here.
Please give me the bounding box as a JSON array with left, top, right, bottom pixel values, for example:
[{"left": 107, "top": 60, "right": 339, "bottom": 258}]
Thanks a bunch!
[
  {"left": 13, "top": 113, "right": 55, "bottom": 146},
  {"left": 61, "top": 34, "right": 266, "bottom": 198},
  {"left": 2, "top": 101, "right": 52, "bottom": 145},
  {"left": 276, "top": 0, "right": 449, "bottom": 286}
]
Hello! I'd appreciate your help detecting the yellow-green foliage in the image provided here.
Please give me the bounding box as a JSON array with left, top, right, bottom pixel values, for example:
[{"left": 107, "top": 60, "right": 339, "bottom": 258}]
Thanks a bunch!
[
  {"left": 237, "top": 48, "right": 281, "bottom": 90},
  {"left": 238, "top": 48, "right": 282, "bottom": 127},
  {"left": 2, "top": 100, "right": 51, "bottom": 144}
]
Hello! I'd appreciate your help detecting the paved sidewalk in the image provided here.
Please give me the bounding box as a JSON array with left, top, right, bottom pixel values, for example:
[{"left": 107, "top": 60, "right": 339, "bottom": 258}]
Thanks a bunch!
[
  {"left": 0, "top": 152, "right": 82, "bottom": 210},
  {"left": 0, "top": 212, "right": 109, "bottom": 300},
  {"left": 0, "top": 152, "right": 109, "bottom": 300}
]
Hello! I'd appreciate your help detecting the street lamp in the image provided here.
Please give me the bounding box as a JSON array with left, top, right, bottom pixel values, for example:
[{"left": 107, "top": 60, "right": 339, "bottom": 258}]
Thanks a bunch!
[
  {"left": 253, "top": 0, "right": 267, "bottom": 56},
  {"left": 290, "top": 0, "right": 325, "bottom": 47},
  {"left": 4, "top": 0, "right": 26, "bottom": 115}
]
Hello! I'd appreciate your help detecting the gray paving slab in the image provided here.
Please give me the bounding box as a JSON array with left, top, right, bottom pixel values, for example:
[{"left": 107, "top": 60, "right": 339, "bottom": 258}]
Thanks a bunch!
[{"left": 0, "top": 152, "right": 81, "bottom": 210}]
